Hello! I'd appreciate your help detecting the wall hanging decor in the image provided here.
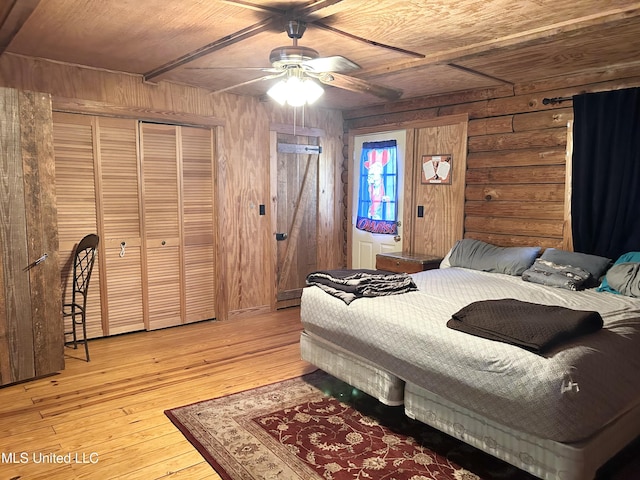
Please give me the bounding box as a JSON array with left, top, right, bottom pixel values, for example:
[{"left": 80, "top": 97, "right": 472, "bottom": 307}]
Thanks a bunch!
[{"left": 422, "top": 154, "right": 452, "bottom": 184}]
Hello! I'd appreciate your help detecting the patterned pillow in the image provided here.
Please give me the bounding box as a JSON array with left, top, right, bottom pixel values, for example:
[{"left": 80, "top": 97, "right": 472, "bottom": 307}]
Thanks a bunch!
[
  {"left": 522, "top": 259, "right": 592, "bottom": 291},
  {"left": 540, "top": 249, "right": 611, "bottom": 283}
]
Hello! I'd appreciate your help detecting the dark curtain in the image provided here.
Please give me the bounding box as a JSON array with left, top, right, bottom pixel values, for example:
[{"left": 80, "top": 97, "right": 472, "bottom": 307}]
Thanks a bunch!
[{"left": 572, "top": 88, "right": 640, "bottom": 260}]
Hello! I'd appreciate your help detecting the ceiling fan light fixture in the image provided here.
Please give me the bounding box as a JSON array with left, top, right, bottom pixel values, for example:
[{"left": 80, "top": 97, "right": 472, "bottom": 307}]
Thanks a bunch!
[
  {"left": 269, "top": 46, "right": 319, "bottom": 67},
  {"left": 266, "top": 78, "right": 289, "bottom": 105},
  {"left": 267, "top": 74, "right": 324, "bottom": 107}
]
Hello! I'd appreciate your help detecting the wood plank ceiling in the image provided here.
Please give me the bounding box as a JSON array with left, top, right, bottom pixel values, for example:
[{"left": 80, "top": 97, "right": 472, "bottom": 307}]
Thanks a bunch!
[{"left": 2, "top": 0, "right": 640, "bottom": 110}]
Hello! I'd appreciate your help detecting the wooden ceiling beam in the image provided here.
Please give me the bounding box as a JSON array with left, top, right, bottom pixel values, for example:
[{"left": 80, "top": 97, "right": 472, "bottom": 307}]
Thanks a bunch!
[
  {"left": 311, "top": 21, "right": 425, "bottom": 58},
  {"left": 143, "top": 17, "right": 279, "bottom": 82},
  {"left": 447, "top": 64, "right": 514, "bottom": 85},
  {"left": 219, "top": 0, "right": 285, "bottom": 15},
  {"left": 143, "top": 0, "right": 346, "bottom": 82},
  {"left": 221, "top": 0, "right": 346, "bottom": 17},
  {"left": 0, "top": 0, "right": 41, "bottom": 55}
]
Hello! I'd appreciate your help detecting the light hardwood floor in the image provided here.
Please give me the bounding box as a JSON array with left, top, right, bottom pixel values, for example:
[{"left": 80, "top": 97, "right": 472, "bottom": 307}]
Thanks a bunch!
[{"left": 0, "top": 308, "right": 314, "bottom": 480}]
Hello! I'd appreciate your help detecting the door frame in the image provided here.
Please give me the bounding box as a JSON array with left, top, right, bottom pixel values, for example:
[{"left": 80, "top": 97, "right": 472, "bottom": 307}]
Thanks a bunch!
[
  {"left": 350, "top": 130, "right": 407, "bottom": 269},
  {"left": 269, "top": 123, "right": 326, "bottom": 310}
]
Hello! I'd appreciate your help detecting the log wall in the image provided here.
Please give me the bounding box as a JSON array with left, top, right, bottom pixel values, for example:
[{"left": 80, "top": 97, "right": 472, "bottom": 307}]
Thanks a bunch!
[{"left": 343, "top": 67, "right": 640, "bottom": 250}]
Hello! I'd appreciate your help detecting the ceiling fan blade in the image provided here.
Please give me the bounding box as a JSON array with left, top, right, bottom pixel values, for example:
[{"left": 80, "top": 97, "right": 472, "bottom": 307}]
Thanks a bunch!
[
  {"left": 211, "top": 71, "right": 286, "bottom": 95},
  {"left": 303, "top": 55, "right": 360, "bottom": 73},
  {"left": 318, "top": 72, "right": 402, "bottom": 100}
]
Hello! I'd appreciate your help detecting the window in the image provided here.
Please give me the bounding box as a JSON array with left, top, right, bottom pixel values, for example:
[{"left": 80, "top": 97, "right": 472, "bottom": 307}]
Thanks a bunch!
[{"left": 356, "top": 140, "right": 398, "bottom": 234}]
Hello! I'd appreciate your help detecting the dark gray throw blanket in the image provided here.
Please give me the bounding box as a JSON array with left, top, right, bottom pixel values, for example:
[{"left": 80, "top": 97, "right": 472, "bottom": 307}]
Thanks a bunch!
[
  {"left": 447, "top": 298, "right": 603, "bottom": 354},
  {"left": 306, "top": 269, "right": 418, "bottom": 305}
]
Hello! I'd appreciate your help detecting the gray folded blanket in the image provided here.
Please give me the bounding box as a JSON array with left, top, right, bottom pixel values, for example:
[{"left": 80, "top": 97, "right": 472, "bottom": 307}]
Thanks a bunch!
[
  {"left": 605, "top": 262, "right": 640, "bottom": 297},
  {"left": 306, "top": 269, "right": 418, "bottom": 305},
  {"left": 447, "top": 298, "right": 603, "bottom": 354},
  {"left": 522, "top": 258, "right": 592, "bottom": 291}
]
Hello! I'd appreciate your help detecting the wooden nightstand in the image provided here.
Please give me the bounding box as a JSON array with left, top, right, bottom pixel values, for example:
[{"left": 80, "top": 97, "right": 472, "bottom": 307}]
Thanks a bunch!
[{"left": 376, "top": 252, "right": 443, "bottom": 274}]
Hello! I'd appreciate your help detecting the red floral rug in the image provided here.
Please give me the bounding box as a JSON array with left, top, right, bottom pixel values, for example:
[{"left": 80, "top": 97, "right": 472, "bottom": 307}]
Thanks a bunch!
[{"left": 165, "top": 370, "right": 639, "bottom": 480}]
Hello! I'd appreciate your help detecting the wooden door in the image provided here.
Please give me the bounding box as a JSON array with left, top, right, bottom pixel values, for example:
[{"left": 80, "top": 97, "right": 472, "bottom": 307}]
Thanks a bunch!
[
  {"left": 351, "top": 130, "right": 406, "bottom": 269},
  {"left": 54, "top": 113, "right": 145, "bottom": 338},
  {"left": 54, "top": 115, "right": 215, "bottom": 336},
  {"left": 181, "top": 126, "right": 216, "bottom": 323},
  {"left": 97, "top": 117, "right": 145, "bottom": 335},
  {"left": 52, "top": 113, "right": 103, "bottom": 339},
  {"left": 140, "top": 123, "right": 182, "bottom": 330},
  {"left": 1, "top": 88, "right": 63, "bottom": 385},
  {"left": 273, "top": 132, "right": 320, "bottom": 308},
  {"left": 410, "top": 117, "right": 468, "bottom": 257}
]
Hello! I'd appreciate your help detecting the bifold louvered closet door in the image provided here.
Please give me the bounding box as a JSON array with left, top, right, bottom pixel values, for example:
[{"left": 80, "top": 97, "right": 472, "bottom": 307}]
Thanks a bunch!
[
  {"left": 140, "top": 122, "right": 216, "bottom": 330},
  {"left": 52, "top": 114, "right": 216, "bottom": 337}
]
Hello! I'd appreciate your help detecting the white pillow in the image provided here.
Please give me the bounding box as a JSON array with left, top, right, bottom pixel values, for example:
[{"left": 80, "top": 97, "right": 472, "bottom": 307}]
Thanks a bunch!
[{"left": 439, "top": 242, "right": 458, "bottom": 269}]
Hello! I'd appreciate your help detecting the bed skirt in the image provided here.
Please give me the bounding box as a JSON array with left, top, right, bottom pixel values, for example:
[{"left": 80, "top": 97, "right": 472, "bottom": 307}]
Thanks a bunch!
[
  {"left": 405, "top": 381, "right": 640, "bottom": 480},
  {"left": 300, "top": 331, "right": 404, "bottom": 406}
]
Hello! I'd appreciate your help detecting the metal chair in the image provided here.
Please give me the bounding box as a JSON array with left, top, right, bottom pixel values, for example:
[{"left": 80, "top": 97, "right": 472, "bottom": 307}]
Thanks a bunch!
[{"left": 62, "top": 233, "right": 99, "bottom": 361}]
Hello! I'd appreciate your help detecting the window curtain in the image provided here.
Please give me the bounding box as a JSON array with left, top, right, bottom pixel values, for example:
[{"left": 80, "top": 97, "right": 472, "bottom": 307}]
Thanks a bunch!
[
  {"left": 356, "top": 140, "right": 399, "bottom": 234},
  {"left": 572, "top": 87, "right": 640, "bottom": 260}
]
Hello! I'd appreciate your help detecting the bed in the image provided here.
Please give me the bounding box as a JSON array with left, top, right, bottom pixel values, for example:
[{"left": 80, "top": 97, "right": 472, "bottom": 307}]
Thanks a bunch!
[{"left": 299, "top": 240, "right": 640, "bottom": 480}]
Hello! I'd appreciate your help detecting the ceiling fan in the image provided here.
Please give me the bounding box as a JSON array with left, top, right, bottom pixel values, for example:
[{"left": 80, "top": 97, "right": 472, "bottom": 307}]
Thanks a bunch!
[{"left": 197, "top": 19, "right": 404, "bottom": 103}]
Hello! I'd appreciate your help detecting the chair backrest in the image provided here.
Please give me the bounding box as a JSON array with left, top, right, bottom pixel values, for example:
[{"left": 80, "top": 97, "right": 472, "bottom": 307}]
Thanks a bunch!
[{"left": 72, "top": 234, "right": 100, "bottom": 304}]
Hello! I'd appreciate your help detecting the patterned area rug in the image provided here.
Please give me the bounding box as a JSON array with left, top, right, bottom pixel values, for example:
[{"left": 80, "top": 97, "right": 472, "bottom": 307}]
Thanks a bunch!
[{"left": 165, "top": 370, "right": 640, "bottom": 480}]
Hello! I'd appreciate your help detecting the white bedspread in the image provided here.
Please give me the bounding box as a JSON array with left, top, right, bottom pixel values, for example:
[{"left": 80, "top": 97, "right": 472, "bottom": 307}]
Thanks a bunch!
[{"left": 300, "top": 267, "right": 640, "bottom": 442}]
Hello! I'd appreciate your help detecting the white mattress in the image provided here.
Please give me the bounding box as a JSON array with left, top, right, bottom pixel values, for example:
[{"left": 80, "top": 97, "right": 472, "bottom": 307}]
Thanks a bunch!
[{"left": 300, "top": 267, "right": 640, "bottom": 443}]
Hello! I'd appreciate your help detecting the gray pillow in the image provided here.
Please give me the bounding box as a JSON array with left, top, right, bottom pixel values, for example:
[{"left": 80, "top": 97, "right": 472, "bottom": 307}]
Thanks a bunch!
[
  {"left": 448, "top": 239, "right": 540, "bottom": 276},
  {"left": 540, "top": 249, "right": 611, "bottom": 287}
]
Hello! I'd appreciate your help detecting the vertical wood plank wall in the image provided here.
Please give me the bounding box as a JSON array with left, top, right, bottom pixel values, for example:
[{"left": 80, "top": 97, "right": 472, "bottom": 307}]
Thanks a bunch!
[
  {"left": 0, "top": 54, "right": 344, "bottom": 322},
  {"left": 344, "top": 73, "right": 640, "bottom": 250}
]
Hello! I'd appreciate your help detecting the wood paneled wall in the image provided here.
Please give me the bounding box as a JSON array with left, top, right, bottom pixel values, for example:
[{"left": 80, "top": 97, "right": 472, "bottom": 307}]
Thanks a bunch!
[
  {"left": 0, "top": 53, "right": 344, "bottom": 320},
  {"left": 343, "top": 68, "right": 640, "bottom": 250}
]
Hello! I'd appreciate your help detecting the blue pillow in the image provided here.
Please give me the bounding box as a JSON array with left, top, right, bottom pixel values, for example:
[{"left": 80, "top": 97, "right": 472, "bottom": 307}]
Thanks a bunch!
[{"left": 598, "top": 252, "right": 640, "bottom": 293}]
